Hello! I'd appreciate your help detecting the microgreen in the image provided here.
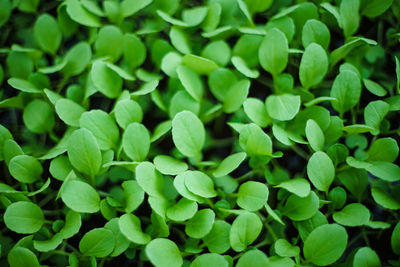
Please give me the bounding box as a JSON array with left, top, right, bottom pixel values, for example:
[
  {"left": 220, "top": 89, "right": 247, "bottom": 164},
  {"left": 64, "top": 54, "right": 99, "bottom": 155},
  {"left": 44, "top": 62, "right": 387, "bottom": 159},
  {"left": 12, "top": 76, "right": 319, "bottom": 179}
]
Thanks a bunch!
[{"left": 0, "top": 0, "right": 400, "bottom": 266}]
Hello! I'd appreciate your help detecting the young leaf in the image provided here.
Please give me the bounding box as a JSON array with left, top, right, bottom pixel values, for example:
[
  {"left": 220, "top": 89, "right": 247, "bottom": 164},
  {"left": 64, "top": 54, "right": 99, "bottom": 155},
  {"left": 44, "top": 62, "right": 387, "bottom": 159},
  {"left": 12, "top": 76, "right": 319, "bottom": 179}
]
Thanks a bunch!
[
  {"left": 307, "top": 151, "right": 335, "bottom": 192},
  {"left": 223, "top": 79, "right": 250, "bottom": 113},
  {"left": 302, "top": 19, "right": 330, "bottom": 50},
  {"left": 135, "top": 162, "right": 164, "bottom": 197},
  {"left": 114, "top": 99, "right": 143, "bottom": 129},
  {"left": 258, "top": 28, "right": 288, "bottom": 76},
  {"left": 333, "top": 203, "right": 370, "bottom": 226},
  {"left": 79, "top": 228, "right": 115, "bottom": 257},
  {"left": 274, "top": 239, "right": 300, "bottom": 257},
  {"left": 8, "top": 247, "right": 40, "bottom": 267},
  {"left": 305, "top": 119, "right": 325, "bottom": 151},
  {"left": 177, "top": 65, "right": 203, "bottom": 102},
  {"left": 34, "top": 14, "right": 61, "bottom": 54},
  {"left": 243, "top": 98, "right": 270, "bottom": 127},
  {"left": 236, "top": 249, "right": 269, "bottom": 267},
  {"left": 237, "top": 181, "right": 269, "bottom": 211},
  {"left": 392, "top": 222, "right": 400, "bottom": 255},
  {"left": 9, "top": 155, "right": 43, "bottom": 183},
  {"left": 23, "top": 99, "right": 55, "bottom": 134},
  {"left": 80, "top": 110, "right": 120, "bottom": 150},
  {"left": 145, "top": 238, "right": 183, "bottom": 267},
  {"left": 61, "top": 180, "right": 100, "bottom": 213},
  {"left": 4, "top": 201, "right": 44, "bottom": 234},
  {"left": 122, "top": 123, "right": 150, "bottom": 162},
  {"left": 364, "top": 100, "right": 390, "bottom": 135},
  {"left": 119, "top": 213, "right": 150, "bottom": 244},
  {"left": 353, "top": 247, "right": 381, "bottom": 267},
  {"left": 275, "top": 178, "right": 311, "bottom": 198},
  {"left": 91, "top": 60, "right": 122, "bottom": 98},
  {"left": 203, "top": 220, "right": 231, "bottom": 254},
  {"left": 184, "top": 171, "right": 217, "bottom": 198},
  {"left": 191, "top": 253, "right": 228, "bottom": 267},
  {"left": 185, "top": 209, "right": 215, "bottom": 238},
  {"left": 283, "top": 191, "right": 319, "bottom": 221},
  {"left": 331, "top": 70, "right": 362, "bottom": 115},
  {"left": 266, "top": 94, "right": 301, "bottom": 121},
  {"left": 303, "top": 224, "right": 348, "bottom": 266},
  {"left": 299, "top": 43, "right": 328, "bottom": 89},
  {"left": 67, "top": 128, "right": 102, "bottom": 178},
  {"left": 55, "top": 98, "right": 86, "bottom": 127},
  {"left": 229, "top": 212, "right": 262, "bottom": 252},
  {"left": 166, "top": 198, "right": 198, "bottom": 221},
  {"left": 213, "top": 152, "right": 246, "bottom": 178},
  {"left": 154, "top": 155, "right": 188, "bottom": 175},
  {"left": 172, "top": 111, "right": 205, "bottom": 158},
  {"left": 340, "top": 0, "right": 360, "bottom": 37}
]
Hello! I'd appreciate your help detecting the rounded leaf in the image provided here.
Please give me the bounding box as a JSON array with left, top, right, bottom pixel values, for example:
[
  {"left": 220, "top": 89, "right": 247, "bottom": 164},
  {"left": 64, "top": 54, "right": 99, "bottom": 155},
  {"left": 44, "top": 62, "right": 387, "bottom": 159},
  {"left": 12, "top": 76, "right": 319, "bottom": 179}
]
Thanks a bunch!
[
  {"left": 119, "top": 213, "right": 150, "bottom": 244},
  {"left": 303, "top": 224, "right": 348, "bottom": 266},
  {"left": 185, "top": 209, "right": 215, "bottom": 238},
  {"left": 79, "top": 228, "right": 115, "bottom": 257},
  {"left": 9, "top": 155, "right": 43, "bottom": 183},
  {"left": 237, "top": 181, "right": 269, "bottom": 211},
  {"left": 145, "top": 238, "right": 183, "bottom": 267},
  {"left": 34, "top": 13, "right": 61, "bottom": 54},
  {"left": 172, "top": 111, "right": 205, "bottom": 158},
  {"left": 307, "top": 151, "right": 335, "bottom": 192},
  {"left": 4, "top": 201, "right": 44, "bottom": 234},
  {"left": 61, "top": 180, "right": 100, "bottom": 213},
  {"left": 266, "top": 94, "right": 301, "bottom": 121},
  {"left": 122, "top": 123, "right": 150, "bottom": 162},
  {"left": 299, "top": 43, "right": 328, "bottom": 89},
  {"left": 230, "top": 212, "right": 262, "bottom": 252},
  {"left": 259, "top": 28, "right": 288, "bottom": 76},
  {"left": 333, "top": 203, "right": 370, "bottom": 226},
  {"left": 23, "top": 99, "right": 55, "bottom": 134}
]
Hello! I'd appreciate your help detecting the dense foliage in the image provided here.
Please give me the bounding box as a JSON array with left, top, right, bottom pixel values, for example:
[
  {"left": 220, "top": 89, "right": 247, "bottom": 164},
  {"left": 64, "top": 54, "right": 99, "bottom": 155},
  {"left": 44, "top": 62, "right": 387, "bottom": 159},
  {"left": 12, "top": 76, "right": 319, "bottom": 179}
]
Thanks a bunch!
[{"left": 0, "top": 0, "right": 400, "bottom": 266}]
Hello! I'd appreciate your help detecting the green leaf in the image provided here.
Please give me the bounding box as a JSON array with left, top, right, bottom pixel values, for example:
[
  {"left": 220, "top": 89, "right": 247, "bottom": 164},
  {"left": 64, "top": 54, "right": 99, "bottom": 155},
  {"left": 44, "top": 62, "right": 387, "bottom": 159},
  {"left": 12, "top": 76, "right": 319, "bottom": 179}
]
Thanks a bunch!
[
  {"left": 122, "top": 123, "right": 150, "bottom": 162},
  {"left": 274, "top": 239, "right": 300, "bottom": 257},
  {"left": 172, "top": 111, "right": 205, "bottom": 158},
  {"left": 236, "top": 249, "right": 269, "bottom": 267},
  {"left": 119, "top": 213, "right": 150, "bottom": 244},
  {"left": 239, "top": 123, "right": 273, "bottom": 156},
  {"left": 333, "top": 203, "right": 370, "bottom": 226},
  {"left": 305, "top": 119, "right": 324, "bottom": 151},
  {"left": 33, "top": 233, "right": 63, "bottom": 252},
  {"left": 203, "top": 220, "right": 231, "bottom": 254},
  {"left": 185, "top": 209, "right": 215, "bottom": 238},
  {"left": 135, "top": 162, "right": 164, "bottom": 197},
  {"left": 331, "top": 70, "right": 362, "bottom": 115},
  {"left": 79, "top": 228, "right": 115, "bottom": 257},
  {"left": 55, "top": 98, "right": 86, "bottom": 127},
  {"left": 23, "top": 99, "right": 54, "bottom": 134},
  {"left": 154, "top": 155, "right": 188, "bottom": 175},
  {"left": 364, "top": 100, "right": 390, "bottom": 135},
  {"left": 121, "top": 0, "right": 152, "bottom": 17},
  {"left": 363, "top": 79, "right": 387, "bottom": 97},
  {"left": 259, "top": 28, "right": 288, "bottom": 76},
  {"left": 213, "top": 152, "right": 246, "bottom": 178},
  {"left": 302, "top": 19, "right": 330, "bottom": 50},
  {"left": 0, "top": 0, "right": 12, "bottom": 27},
  {"left": 275, "top": 178, "right": 311, "bottom": 198},
  {"left": 191, "top": 253, "right": 228, "bottom": 267},
  {"left": 170, "top": 26, "right": 191, "bottom": 54},
  {"left": 91, "top": 60, "right": 122, "bottom": 98},
  {"left": 184, "top": 171, "right": 217, "bottom": 198},
  {"left": 7, "top": 78, "right": 40, "bottom": 93},
  {"left": 9, "top": 155, "right": 43, "bottom": 183},
  {"left": 60, "top": 210, "right": 81, "bottom": 238},
  {"left": 237, "top": 181, "right": 269, "bottom": 211},
  {"left": 182, "top": 54, "right": 219, "bottom": 75},
  {"left": 353, "top": 247, "right": 381, "bottom": 267},
  {"left": 115, "top": 99, "right": 143, "bottom": 129},
  {"left": 229, "top": 212, "right": 262, "bottom": 252},
  {"left": 61, "top": 180, "right": 100, "bottom": 213},
  {"left": 34, "top": 14, "right": 61, "bottom": 54},
  {"left": 4, "top": 201, "right": 44, "bottom": 234},
  {"left": 124, "top": 33, "right": 146, "bottom": 69},
  {"left": 63, "top": 42, "right": 92, "bottom": 76},
  {"left": 208, "top": 68, "right": 237, "bottom": 102},
  {"left": 122, "top": 180, "right": 145, "bottom": 213},
  {"left": 361, "top": 0, "right": 393, "bottom": 18},
  {"left": 392, "top": 222, "right": 400, "bottom": 255},
  {"left": 177, "top": 65, "right": 203, "bottom": 102},
  {"left": 67, "top": 128, "right": 102, "bottom": 178},
  {"left": 80, "top": 110, "right": 119, "bottom": 150},
  {"left": 299, "top": 43, "right": 328, "bottom": 89},
  {"left": 307, "top": 151, "right": 335, "bottom": 192},
  {"left": 283, "top": 191, "right": 319, "bottom": 221},
  {"left": 231, "top": 56, "right": 259, "bottom": 78},
  {"left": 167, "top": 198, "right": 198, "bottom": 221},
  {"left": 340, "top": 0, "right": 360, "bottom": 37},
  {"left": 145, "top": 238, "right": 183, "bottom": 267},
  {"left": 371, "top": 187, "right": 400, "bottom": 210},
  {"left": 243, "top": 97, "right": 270, "bottom": 127},
  {"left": 266, "top": 94, "right": 301, "bottom": 121},
  {"left": 8, "top": 247, "right": 40, "bottom": 267},
  {"left": 223, "top": 79, "right": 250, "bottom": 113},
  {"left": 303, "top": 224, "right": 348, "bottom": 266},
  {"left": 66, "top": 0, "right": 101, "bottom": 27},
  {"left": 367, "top": 138, "right": 399, "bottom": 162},
  {"left": 366, "top": 161, "right": 400, "bottom": 182}
]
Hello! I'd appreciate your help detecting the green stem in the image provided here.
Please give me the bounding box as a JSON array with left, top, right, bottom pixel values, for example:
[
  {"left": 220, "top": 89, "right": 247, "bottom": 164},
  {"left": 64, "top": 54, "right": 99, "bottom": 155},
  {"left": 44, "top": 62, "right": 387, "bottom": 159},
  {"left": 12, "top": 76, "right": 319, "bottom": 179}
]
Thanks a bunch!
[{"left": 264, "top": 222, "right": 278, "bottom": 242}]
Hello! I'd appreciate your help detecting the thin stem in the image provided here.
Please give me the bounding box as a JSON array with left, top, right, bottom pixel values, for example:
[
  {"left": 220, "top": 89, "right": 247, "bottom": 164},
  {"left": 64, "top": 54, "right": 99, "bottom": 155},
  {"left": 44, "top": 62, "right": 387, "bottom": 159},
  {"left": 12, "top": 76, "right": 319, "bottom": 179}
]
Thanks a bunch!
[
  {"left": 264, "top": 222, "right": 278, "bottom": 242},
  {"left": 236, "top": 171, "right": 254, "bottom": 182}
]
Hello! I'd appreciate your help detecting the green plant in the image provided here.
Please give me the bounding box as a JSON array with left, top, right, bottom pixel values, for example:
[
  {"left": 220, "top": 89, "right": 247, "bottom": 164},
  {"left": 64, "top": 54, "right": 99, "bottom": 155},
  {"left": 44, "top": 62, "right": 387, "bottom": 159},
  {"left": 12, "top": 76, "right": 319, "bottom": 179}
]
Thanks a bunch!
[{"left": 0, "top": 0, "right": 400, "bottom": 266}]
